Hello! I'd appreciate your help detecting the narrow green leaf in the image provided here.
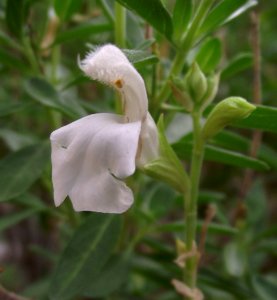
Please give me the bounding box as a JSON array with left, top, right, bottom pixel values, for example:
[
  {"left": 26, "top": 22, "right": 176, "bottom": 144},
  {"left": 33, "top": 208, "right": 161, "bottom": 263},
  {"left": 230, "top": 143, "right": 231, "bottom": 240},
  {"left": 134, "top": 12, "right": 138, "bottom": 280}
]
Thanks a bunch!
[
  {"left": 5, "top": 0, "right": 25, "bottom": 38},
  {"left": 221, "top": 53, "right": 253, "bottom": 79},
  {"left": 116, "top": 0, "right": 173, "bottom": 40},
  {"left": 0, "top": 129, "right": 37, "bottom": 151},
  {"left": 123, "top": 49, "right": 158, "bottom": 68},
  {"left": 246, "top": 180, "right": 267, "bottom": 227},
  {"left": 198, "top": 191, "right": 225, "bottom": 203},
  {"left": 54, "top": 0, "right": 84, "bottom": 21},
  {"left": 0, "top": 142, "right": 50, "bottom": 202},
  {"left": 212, "top": 130, "right": 277, "bottom": 170},
  {"left": 54, "top": 22, "right": 111, "bottom": 45},
  {"left": 49, "top": 214, "right": 121, "bottom": 300},
  {"left": 234, "top": 105, "right": 277, "bottom": 133},
  {"left": 0, "top": 208, "right": 41, "bottom": 232},
  {"left": 251, "top": 275, "right": 277, "bottom": 300},
  {"left": 205, "top": 145, "right": 269, "bottom": 170},
  {"left": 172, "top": 0, "right": 192, "bottom": 41},
  {"left": 199, "top": 269, "right": 254, "bottom": 299},
  {"left": 157, "top": 221, "right": 238, "bottom": 236},
  {"left": 24, "top": 78, "right": 84, "bottom": 118},
  {"left": 195, "top": 37, "right": 222, "bottom": 73},
  {"left": 173, "top": 140, "right": 269, "bottom": 171},
  {"left": 84, "top": 255, "right": 129, "bottom": 297},
  {"left": 199, "top": 0, "right": 257, "bottom": 35},
  {"left": 0, "top": 101, "right": 30, "bottom": 117},
  {"left": 0, "top": 48, "right": 28, "bottom": 72},
  {"left": 0, "top": 31, "right": 23, "bottom": 51}
]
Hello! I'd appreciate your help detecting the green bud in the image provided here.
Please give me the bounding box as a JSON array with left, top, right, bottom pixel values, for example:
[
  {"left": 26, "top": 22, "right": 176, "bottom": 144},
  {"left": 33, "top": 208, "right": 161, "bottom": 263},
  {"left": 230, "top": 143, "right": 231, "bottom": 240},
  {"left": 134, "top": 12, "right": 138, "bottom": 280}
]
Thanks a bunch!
[
  {"left": 185, "top": 62, "right": 207, "bottom": 103},
  {"left": 170, "top": 76, "right": 193, "bottom": 112},
  {"left": 201, "top": 72, "right": 220, "bottom": 110},
  {"left": 143, "top": 115, "right": 190, "bottom": 193},
  {"left": 202, "top": 97, "right": 256, "bottom": 140}
]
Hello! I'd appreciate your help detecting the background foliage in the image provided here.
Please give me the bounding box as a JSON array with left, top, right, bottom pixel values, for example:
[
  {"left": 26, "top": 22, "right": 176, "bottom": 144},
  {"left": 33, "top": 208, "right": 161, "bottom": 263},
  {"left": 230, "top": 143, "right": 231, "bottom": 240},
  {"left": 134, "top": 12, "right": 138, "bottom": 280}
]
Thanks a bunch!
[{"left": 0, "top": 0, "right": 276, "bottom": 299}]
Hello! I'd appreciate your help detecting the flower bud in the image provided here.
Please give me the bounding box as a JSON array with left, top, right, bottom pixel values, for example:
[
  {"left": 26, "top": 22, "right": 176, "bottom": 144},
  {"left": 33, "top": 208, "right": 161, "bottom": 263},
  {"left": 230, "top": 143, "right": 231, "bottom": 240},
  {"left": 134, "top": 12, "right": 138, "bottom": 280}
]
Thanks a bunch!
[
  {"left": 202, "top": 97, "right": 256, "bottom": 140},
  {"left": 185, "top": 62, "right": 207, "bottom": 103},
  {"left": 170, "top": 76, "right": 193, "bottom": 112},
  {"left": 143, "top": 116, "right": 189, "bottom": 193},
  {"left": 201, "top": 73, "right": 220, "bottom": 110}
]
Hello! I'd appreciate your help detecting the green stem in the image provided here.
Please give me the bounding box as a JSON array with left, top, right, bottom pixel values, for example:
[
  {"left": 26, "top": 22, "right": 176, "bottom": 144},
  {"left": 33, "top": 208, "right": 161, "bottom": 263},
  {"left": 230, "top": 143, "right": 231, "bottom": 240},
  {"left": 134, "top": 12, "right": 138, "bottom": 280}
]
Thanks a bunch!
[
  {"left": 22, "top": 36, "right": 40, "bottom": 74},
  {"left": 184, "top": 110, "right": 204, "bottom": 296},
  {"left": 156, "top": 0, "right": 215, "bottom": 108},
  {"left": 114, "top": 2, "right": 126, "bottom": 48},
  {"left": 51, "top": 45, "right": 60, "bottom": 85}
]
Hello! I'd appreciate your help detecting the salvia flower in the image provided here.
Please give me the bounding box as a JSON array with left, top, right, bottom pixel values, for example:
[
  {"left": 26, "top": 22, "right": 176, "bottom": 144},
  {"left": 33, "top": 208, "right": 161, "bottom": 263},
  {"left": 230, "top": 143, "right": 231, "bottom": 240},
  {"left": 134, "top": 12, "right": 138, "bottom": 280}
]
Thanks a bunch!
[{"left": 50, "top": 45, "right": 159, "bottom": 213}]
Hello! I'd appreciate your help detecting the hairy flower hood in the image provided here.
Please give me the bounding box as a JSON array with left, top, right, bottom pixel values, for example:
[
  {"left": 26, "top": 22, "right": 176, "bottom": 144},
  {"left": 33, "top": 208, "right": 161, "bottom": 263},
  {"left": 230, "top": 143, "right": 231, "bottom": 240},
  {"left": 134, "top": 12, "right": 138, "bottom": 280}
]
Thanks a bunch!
[{"left": 50, "top": 44, "right": 159, "bottom": 213}]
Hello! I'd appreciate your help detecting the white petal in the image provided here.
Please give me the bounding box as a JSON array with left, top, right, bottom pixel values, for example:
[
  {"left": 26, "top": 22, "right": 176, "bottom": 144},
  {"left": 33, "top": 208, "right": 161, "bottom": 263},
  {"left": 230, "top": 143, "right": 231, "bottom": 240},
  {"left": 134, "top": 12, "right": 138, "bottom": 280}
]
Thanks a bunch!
[
  {"left": 79, "top": 44, "right": 148, "bottom": 122},
  {"left": 50, "top": 113, "right": 141, "bottom": 213},
  {"left": 136, "top": 112, "right": 159, "bottom": 166}
]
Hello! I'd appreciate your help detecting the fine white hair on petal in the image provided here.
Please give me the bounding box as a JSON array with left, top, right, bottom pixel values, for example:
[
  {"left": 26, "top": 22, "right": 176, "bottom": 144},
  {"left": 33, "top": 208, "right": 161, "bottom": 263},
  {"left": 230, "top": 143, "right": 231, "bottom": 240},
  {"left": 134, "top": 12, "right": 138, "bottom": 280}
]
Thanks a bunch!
[
  {"left": 79, "top": 44, "right": 129, "bottom": 85},
  {"left": 50, "top": 113, "right": 141, "bottom": 213},
  {"left": 79, "top": 44, "right": 148, "bottom": 122}
]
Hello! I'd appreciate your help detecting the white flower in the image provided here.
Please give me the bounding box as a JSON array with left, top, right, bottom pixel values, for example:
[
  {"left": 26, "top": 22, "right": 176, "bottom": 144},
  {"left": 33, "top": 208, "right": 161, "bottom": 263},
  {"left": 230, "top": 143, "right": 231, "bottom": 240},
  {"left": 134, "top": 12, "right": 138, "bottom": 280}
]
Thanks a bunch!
[{"left": 50, "top": 44, "right": 159, "bottom": 213}]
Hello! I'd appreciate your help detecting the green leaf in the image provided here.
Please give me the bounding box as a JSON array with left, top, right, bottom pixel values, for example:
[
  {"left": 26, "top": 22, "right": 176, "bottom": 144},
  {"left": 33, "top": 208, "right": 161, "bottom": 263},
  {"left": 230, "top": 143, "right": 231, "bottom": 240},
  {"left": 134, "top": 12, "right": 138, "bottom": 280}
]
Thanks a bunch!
[
  {"left": 0, "top": 101, "right": 30, "bottom": 117},
  {"left": 157, "top": 221, "right": 237, "bottom": 236},
  {"left": 49, "top": 214, "right": 121, "bottom": 300},
  {"left": 54, "top": 22, "right": 111, "bottom": 45},
  {"left": 0, "top": 48, "right": 28, "bottom": 72},
  {"left": 195, "top": 38, "right": 222, "bottom": 73},
  {"left": 123, "top": 49, "right": 158, "bottom": 68},
  {"left": 25, "top": 78, "right": 85, "bottom": 118},
  {"left": 199, "top": 269, "right": 253, "bottom": 299},
  {"left": 116, "top": 0, "right": 173, "bottom": 40},
  {"left": 198, "top": 191, "right": 225, "bottom": 204},
  {"left": 234, "top": 105, "right": 277, "bottom": 133},
  {"left": 172, "top": 0, "right": 192, "bottom": 41},
  {"left": 54, "top": 0, "right": 84, "bottom": 21},
  {"left": 0, "top": 208, "right": 41, "bottom": 232},
  {"left": 211, "top": 130, "right": 277, "bottom": 170},
  {"left": 221, "top": 53, "right": 253, "bottom": 79},
  {"left": 0, "top": 142, "right": 50, "bottom": 202},
  {"left": 173, "top": 140, "right": 269, "bottom": 171},
  {"left": 5, "top": 0, "right": 25, "bottom": 39},
  {"left": 0, "top": 129, "right": 37, "bottom": 151},
  {"left": 251, "top": 275, "right": 277, "bottom": 300},
  {"left": 199, "top": 0, "right": 257, "bottom": 35},
  {"left": 14, "top": 193, "right": 48, "bottom": 210},
  {"left": 246, "top": 180, "right": 267, "bottom": 227},
  {"left": 0, "top": 31, "right": 22, "bottom": 51},
  {"left": 84, "top": 254, "right": 129, "bottom": 297}
]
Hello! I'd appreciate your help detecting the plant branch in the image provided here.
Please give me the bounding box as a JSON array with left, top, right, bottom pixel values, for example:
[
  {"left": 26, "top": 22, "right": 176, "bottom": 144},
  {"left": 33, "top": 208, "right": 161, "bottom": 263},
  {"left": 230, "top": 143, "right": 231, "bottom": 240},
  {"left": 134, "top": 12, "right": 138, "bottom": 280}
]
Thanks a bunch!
[
  {"left": 184, "top": 110, "right": 205, "bottom": 298},
  {"left": 155, "top": 0, "right": 215, "bottom": 109}
]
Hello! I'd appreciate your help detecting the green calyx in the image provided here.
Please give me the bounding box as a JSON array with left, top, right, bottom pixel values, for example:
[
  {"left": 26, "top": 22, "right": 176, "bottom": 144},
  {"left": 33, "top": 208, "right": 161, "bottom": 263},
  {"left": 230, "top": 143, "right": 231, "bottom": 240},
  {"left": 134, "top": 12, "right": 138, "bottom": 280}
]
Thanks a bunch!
[
  {"left": 202, "top": 97, "right": 256, "bottom": 140},
  {"left": 185, "top": 62, "right": 207, "bottom": 103},
  {"left": 143, "top": 115, "right": 190, "bottom": 194},
  {"left": 170, "top": 62, "right": 219, "bottom": 112},
  {"left": 170, "top": 76, "right": 193, "bottom": 112}
]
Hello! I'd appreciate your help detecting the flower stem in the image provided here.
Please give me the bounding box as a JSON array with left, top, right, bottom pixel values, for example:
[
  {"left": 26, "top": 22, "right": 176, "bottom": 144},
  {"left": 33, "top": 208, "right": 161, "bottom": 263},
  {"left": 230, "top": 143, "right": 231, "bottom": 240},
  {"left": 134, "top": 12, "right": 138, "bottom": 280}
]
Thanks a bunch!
[
  {"left": 156, "top": 0, "right": 215, "bottom": 108},
  {"left": 184, "top": 110, "right": 204, "bottom": 296},
  {"left": 114, "top": 2, "right": 126, "bottom": 48}
]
